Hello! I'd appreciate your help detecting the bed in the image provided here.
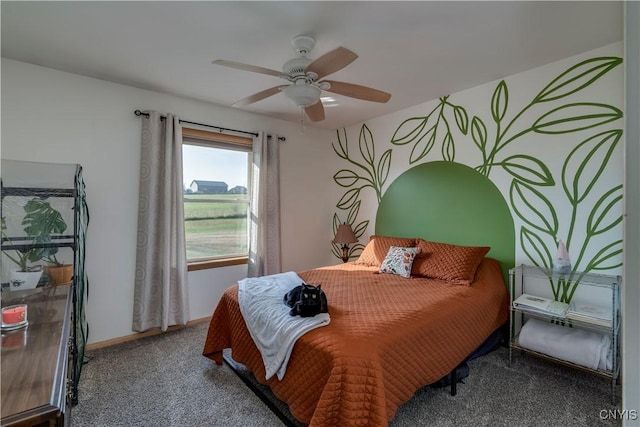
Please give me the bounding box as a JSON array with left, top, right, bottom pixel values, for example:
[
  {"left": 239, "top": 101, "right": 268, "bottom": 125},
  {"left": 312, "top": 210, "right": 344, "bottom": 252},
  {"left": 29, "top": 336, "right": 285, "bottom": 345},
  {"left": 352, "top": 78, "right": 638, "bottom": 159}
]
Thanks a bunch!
[{"left": 203, "top": 161, "right": 515, "bottom": 427}]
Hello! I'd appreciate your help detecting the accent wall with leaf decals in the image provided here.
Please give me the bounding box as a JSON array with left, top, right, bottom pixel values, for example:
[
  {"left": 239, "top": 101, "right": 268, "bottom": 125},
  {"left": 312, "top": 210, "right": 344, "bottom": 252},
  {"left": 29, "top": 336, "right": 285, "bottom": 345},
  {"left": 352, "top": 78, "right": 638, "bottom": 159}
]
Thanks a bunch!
[{"left": 330, "top": 43, "right": 624, "bottom": 303}]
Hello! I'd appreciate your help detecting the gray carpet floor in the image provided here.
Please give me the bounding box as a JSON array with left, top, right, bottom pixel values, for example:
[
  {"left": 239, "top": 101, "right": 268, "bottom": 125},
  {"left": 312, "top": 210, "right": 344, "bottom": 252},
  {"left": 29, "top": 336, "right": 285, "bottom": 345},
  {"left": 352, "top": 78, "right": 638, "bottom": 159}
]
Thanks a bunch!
[{"left": 71, "top": 322, "right": 621, "bottom": 427}]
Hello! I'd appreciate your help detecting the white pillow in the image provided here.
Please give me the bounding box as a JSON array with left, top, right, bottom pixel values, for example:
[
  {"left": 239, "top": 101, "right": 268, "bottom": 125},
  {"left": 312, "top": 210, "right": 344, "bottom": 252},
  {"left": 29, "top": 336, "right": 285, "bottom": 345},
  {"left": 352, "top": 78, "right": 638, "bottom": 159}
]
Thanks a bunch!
[{"left": 379, "top": 246, "right": 419, "bottom": 278}]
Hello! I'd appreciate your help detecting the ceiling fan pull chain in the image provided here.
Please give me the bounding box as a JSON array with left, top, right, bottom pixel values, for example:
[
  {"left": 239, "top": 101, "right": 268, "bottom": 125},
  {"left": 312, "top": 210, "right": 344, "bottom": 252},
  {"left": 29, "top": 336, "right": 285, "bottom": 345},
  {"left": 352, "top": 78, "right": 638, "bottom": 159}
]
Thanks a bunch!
[{"left": 300, "top": 106, "right": 305, "bottom": 133}]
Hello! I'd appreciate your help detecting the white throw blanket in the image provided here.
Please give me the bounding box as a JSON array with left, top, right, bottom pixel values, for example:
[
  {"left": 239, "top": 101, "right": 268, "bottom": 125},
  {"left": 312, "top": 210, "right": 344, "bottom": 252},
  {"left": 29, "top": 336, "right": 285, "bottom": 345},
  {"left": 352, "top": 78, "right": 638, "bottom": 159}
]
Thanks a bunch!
[
  {"left": 237, "top": 271, "right": 331, "bottom": 380},
  {"left": 518, "top": 318, "right": 611, "bottom": 370}
]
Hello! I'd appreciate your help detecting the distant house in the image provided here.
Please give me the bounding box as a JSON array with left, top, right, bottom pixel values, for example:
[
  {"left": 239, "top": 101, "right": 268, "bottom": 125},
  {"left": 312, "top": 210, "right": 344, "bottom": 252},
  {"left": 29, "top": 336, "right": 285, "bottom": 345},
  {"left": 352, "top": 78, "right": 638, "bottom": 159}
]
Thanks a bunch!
[
  {"left": 228, "top": 185, "right": 248, "bottom": 195},
  {"left": 189, "top": 180, "right": 228, "bottom": 194}
]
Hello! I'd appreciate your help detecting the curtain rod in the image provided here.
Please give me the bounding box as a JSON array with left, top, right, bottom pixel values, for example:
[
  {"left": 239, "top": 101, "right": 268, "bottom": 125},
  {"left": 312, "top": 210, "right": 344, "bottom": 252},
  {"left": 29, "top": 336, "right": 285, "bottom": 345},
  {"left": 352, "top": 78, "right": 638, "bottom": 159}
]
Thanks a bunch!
[{"left": 133, "top": 110, "right": 286, "bottom": 141}]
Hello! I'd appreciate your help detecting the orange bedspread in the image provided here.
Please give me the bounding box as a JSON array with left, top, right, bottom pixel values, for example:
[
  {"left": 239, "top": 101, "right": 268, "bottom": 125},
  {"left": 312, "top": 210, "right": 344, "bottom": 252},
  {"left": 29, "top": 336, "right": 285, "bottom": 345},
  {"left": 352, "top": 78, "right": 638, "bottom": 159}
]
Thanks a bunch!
[{"left": 203, "top": 258, "right": 508, "bottom": 426}]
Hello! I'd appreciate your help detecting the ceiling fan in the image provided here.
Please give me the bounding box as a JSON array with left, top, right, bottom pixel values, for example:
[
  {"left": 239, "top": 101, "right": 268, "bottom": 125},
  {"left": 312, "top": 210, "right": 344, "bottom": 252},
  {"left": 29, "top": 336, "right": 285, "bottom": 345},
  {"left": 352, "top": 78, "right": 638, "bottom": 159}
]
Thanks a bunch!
[{"left": 212, "top": 35, "right": 391, "bottom": 122}]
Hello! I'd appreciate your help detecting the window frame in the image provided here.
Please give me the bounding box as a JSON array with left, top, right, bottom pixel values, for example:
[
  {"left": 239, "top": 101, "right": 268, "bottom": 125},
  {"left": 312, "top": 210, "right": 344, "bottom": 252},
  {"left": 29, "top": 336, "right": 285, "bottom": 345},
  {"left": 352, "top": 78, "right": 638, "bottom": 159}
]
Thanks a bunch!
[{"left": 181, "top": 127, "right": 252, "bottom": 270}]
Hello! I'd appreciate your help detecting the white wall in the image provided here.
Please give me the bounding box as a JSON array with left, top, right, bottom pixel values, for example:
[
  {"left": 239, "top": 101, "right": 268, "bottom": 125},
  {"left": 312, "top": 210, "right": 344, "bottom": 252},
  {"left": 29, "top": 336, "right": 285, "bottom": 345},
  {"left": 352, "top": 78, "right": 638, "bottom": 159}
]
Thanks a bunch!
[
  {"left": 331, "top": 43, "right": 624, "bottom": 275},
  {"left": 0, "top": 58, "right": 335, "bottom": 344},
  {"left": 623, "top": 1, "right": 640, "bottom": 423}
]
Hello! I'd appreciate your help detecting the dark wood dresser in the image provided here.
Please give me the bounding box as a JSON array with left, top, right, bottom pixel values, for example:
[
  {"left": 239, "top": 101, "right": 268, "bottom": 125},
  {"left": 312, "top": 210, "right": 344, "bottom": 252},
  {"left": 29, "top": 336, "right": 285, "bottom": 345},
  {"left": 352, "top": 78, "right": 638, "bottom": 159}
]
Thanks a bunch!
[{"left": 1, "top": 285, "right": 72, "bottom": 427}]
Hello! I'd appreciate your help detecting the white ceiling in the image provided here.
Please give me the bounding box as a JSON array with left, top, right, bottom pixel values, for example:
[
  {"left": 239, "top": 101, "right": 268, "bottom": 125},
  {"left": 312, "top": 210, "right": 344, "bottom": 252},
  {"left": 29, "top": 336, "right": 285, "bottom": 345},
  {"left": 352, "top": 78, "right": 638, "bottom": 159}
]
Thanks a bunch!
[{"left": 1, "top": 1, "right": 623, "bottom": 130}]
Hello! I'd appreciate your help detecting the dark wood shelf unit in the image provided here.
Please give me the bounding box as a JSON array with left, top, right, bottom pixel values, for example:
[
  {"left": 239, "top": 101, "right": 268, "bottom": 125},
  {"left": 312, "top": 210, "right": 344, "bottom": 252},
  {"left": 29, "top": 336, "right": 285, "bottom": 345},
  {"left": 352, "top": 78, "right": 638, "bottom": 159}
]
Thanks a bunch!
[
  {"left": 1, "top": 286, "right": 72, "bottom": 427},
  {"left": 1, "top": 160, "right": 89, "bottom": 416}
]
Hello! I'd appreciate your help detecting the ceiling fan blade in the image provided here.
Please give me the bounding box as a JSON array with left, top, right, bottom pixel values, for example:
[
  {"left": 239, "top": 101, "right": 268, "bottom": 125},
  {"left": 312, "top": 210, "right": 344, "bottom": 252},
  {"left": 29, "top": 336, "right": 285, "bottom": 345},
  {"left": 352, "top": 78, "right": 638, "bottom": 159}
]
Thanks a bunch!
[
  {"left": 322, "top": 80, "right": 392, "bottom": 103},
  {"left": 305, "top": 47, "right": 358, "bottom": 79},
  {"left": 305, "top": 101, "right": 325, "bottom": 122},
  {"left": 232, "top": 86, "right": 287, "bottom": 107},
  {"left": 212, "top": 59, "right": 284, "bottom": 78}
]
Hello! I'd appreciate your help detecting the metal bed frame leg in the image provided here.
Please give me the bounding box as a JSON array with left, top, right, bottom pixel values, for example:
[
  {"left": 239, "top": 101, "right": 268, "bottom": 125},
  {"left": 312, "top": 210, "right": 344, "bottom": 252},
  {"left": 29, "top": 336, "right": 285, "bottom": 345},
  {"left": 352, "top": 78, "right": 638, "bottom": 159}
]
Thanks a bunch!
[{"left": 450, "top": 367, "right": 457, "bottom": 396}]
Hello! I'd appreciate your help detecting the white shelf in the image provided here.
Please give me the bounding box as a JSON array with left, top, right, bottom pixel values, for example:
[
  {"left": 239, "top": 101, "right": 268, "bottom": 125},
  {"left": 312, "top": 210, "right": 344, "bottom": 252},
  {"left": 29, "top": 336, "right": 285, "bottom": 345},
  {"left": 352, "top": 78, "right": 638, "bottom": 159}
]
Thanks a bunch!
[{"left": 508, "top": 264, "right": 621, "bottom": 404}]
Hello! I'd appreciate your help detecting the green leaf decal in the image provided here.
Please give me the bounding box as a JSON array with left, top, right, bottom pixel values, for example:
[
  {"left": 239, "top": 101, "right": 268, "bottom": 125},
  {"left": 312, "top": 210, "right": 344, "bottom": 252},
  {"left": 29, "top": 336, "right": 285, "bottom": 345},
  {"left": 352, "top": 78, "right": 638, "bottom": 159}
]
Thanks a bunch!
[
  {"left": 589, "top": 239, "right": 623, "bottom": 270},
  {"left": 491, "top": 80, "right": 509, "bottom": 123},
  {"left": 333, "top": 54, "right": 624, "bottom": 274},
  {"left": 353, "top": 220, "right": 369, "bottom": 239},
  {"left": 391, "top": 117, "right": 428, "bottom": 145},
  {"left": 336, "top": 187, "right": 361, "bottom": 210},
  {"left": 333, "top": 169, "right": 360, "bottom": 187},
  {"left": 347, "top": 200, "right": 361, "bottom": 225},
  {"left": 520, "top": 227, "right": 553, "bottom": 270},
  {"left": 359, "top": 124, "right": 375, "bottom": 166},
  {"left": 332, "top": 143, "right": 347, "bottom": 160},
  {"left": 441, "top": 132, "right": 455, "bottom": 161},
  {"left": 332, "top": 213, "right": 340, "bottom": 234},
  {"left": 454, "top": 105, "right": 469, "bottom": 134},
  {"left": 333, "top": 129, "right": 348, "bottom": 159},
  {"left": 331, "top": 245, "right": 341, "bottom": 259},
  {"left": 377, "top": 149, "right": 392, "bottom": 188},
  {"left": 510, "top": 181, "right": 558, "bottom": 236},
  {"left": 533, "top": 57, "right": 623, "bottom": 103},
  {"left": 409, "top": 125, "right": 436, "bottom": 164},
  {"left": 532, "top": 103, "right": 622, "bottom": 134},
  {"left": 500, "top": 155, "right": 555, "bottom": 186},
  {"left": 471, "top": 116, "right": 487, "bottom": 151},
  {"left": 562, "top": 130, "right": 622, "bottom": 204},
  {"left": 587, "top": 185, "right": 623, "bottom": 236},
  {"left": 349, "top": 243, "right": 366, "bottom": 255}
]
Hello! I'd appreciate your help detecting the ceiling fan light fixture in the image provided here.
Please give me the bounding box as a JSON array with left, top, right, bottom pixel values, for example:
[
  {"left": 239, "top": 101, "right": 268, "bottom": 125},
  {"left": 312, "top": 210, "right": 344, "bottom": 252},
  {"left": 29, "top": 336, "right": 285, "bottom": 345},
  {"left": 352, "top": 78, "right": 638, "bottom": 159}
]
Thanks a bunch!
[
  {"left": 283, "top": 84, "right": 321, "bottom": 107},
  {"left": 212, "top": 35, "right": 391, "bottom": 122}
]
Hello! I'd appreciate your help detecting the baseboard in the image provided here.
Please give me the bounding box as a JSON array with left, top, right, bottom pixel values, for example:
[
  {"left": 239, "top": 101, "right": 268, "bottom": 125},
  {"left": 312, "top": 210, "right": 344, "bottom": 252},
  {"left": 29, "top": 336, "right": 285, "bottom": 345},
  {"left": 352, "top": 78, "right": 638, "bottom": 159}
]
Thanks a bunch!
[{"left": 85, "top": 316, "right": 211, "bottom": 351}]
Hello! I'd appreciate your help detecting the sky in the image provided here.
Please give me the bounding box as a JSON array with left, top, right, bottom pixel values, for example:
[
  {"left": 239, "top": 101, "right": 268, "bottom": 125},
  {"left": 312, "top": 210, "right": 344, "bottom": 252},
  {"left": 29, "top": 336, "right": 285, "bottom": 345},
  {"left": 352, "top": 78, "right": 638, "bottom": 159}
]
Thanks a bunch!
[{"left": 182, "top": 145, "right": 248, "bottom": 190}]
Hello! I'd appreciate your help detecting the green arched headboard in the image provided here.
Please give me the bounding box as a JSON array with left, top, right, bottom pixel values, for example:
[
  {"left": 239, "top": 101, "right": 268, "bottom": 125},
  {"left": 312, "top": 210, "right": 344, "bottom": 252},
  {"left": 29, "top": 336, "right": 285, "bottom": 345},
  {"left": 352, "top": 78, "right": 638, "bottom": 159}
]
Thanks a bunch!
[{"left": 376, "top": 161, "right": 515, "bottom": 283}]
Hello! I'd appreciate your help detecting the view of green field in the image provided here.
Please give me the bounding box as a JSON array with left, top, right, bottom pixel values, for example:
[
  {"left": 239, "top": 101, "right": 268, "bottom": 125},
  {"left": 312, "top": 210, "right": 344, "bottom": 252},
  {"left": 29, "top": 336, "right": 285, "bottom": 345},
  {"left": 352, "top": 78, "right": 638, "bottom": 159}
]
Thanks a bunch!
[{"left": 183, "top": 194, "right": 248, "bottom": 259}]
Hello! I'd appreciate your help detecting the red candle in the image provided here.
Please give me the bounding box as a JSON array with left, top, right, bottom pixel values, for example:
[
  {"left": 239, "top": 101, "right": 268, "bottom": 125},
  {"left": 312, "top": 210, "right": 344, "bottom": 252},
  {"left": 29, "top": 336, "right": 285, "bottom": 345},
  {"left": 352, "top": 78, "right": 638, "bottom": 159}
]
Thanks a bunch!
[
  {"left": 2, "top": 328, "right": 27, "bottom": 348},
  {"left": 2, "top": 305, "right": 27, "bottom": 324}
]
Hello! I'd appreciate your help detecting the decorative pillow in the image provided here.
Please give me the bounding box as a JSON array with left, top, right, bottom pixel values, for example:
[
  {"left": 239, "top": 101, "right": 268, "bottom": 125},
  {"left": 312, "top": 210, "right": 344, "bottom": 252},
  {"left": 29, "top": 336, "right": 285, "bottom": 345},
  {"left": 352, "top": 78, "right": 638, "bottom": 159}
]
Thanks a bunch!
[
  {"left": 355, "top": 235, "right": 417, "bottom": 267},
  {"left": 411, "top": 239, "right": 490, "bottom": 285},
  {"left": 379, "top": 246, "right": 419, "bottom": 278}
]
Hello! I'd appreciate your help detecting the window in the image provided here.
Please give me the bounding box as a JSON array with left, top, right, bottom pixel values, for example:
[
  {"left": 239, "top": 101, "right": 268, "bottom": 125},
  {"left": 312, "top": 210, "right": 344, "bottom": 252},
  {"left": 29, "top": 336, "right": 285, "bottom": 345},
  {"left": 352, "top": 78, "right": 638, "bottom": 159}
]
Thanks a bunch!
[{"left": 181, "top": 127, "right": 252, "bottom": 270}]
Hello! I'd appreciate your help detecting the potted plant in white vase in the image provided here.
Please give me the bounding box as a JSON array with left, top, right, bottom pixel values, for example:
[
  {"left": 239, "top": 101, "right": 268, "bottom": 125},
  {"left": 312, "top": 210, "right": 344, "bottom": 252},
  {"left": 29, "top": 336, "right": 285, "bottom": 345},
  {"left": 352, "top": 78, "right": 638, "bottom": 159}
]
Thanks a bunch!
[
  {"left": 2, "top": 216, "right": 44, "bottom": 290},
  {"left": 1, "top": 198, "right": 68, "bottom": 290}
]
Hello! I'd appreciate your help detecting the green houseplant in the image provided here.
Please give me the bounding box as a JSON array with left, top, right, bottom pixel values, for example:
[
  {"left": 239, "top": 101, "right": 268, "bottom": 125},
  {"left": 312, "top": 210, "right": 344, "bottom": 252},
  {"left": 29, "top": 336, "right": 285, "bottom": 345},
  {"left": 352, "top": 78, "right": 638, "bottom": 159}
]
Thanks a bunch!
[{"left": 1, "top": 197, "right": 68, "bottom": 289}]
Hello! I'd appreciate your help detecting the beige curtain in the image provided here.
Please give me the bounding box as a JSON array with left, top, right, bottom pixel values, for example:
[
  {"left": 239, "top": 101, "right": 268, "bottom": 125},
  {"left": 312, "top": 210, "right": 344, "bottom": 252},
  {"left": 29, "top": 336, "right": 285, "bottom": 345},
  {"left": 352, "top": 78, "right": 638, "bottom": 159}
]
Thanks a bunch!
[
  {"left": 133, "top": 111, "right": 189, "bottom": 332},
  {"left": 248, "top": 132, "right": 281, "bottom": 277}
]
